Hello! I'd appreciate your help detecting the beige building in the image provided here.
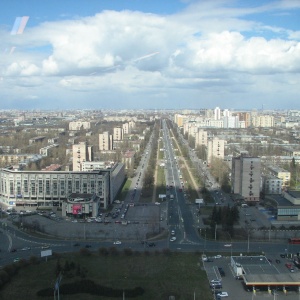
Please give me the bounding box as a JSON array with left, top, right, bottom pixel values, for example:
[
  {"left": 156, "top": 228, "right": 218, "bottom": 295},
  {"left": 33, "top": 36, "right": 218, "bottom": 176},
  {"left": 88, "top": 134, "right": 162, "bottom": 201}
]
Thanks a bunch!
[
  {"left": 99, "top": 131, "right": 113, "bottom": 151},
  {"left": 195, "top": 130, "right": 208, "bottom": 147},
  {"left": 252, "top": 115, "right": 274, "bottom": 127},
  {"left": 113, "top": 127, "right": 124, "bottom": 141},
  {"left": 174, "top": 114, "right": 185, "bottom": 127},
  {"left": 122, "top": 123, "right": 130, "bottom": 134},
  {"left": 268, "top": 166, "right": 290, "bottom": 188},
  {"left": 207, "top": 137, "right": 225, "bottom": 165},
  {"left": 69, "top": 121, "right": 91, "bottom": 131},
  {"left": 72, "top": 142, "right": 93, "bottom": 171}
]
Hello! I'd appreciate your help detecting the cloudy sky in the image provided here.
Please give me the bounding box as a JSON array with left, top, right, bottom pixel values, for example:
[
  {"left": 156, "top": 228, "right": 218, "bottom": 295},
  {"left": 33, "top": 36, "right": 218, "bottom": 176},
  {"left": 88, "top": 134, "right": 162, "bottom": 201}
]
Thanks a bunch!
[{"left": 0, "top": 0, "right": 299, "bottom": 110}]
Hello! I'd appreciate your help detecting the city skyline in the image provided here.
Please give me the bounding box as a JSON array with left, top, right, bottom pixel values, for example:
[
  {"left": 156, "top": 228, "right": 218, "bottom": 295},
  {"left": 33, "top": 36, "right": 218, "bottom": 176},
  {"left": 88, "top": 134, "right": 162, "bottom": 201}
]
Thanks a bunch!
[{"left": 0, "top": 0, "right": 299, "bottom": 110}]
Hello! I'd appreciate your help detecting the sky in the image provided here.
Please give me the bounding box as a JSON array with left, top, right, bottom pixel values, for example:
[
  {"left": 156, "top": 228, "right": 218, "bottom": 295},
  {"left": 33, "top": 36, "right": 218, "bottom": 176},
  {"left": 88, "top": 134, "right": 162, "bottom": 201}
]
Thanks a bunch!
[{"left": 0, "top": 0, "right": 299, "bottom": 110}]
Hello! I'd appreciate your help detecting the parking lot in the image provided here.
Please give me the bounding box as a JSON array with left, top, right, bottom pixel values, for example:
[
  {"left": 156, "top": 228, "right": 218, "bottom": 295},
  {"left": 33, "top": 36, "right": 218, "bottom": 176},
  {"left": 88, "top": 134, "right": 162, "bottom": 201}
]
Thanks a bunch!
[{"left": 5, "top": 202, "right": 162, "bottom": 241}]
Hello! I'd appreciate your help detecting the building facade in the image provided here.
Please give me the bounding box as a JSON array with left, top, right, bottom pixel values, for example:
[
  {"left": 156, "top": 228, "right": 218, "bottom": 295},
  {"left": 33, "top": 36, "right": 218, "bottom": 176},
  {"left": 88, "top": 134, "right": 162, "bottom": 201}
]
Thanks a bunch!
[
  {"left": 0, "top": 165, "right": 124, "bottom": 209},
  {"left": 207, "top": 137, "right": 225, "bottom": 165},
  {"left": 72, "top": 142, "right": 93, "bottom": 171},
  {"left": 99, "top": 131, "right": 113, "bottom": 151},
  {"left": 231, "top": 155, "right": 261, "bottom": 202}
]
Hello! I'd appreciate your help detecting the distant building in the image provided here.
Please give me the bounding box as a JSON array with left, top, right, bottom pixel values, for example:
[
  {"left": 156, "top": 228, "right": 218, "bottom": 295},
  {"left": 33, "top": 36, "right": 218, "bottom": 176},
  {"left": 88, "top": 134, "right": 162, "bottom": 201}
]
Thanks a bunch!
[
  {"left": 113, "top": 126, "right": 124, "bottom": 141},
  {"left": 99, "top": 131, "right": 113, "bottom": 151},
  {"left": 195, "top": 129, "right": 208, "bottom": 147},
  {"left": 252, "top": 115, "right": 274, "bottom": 128},
  {"left": 29, "top": 136, "right": 46, "bottom": 145},
  {"left": 214, "top": 107, "right": 221, "bottom": 120},
  {"left": 231, "top": 155, "right": 261, "bottom": 203},
  {"left": 262, "top": 175, "right": 282, "bottom": 195},
  {"left": 69, "top": 121, "right": 91, "bottom": 131},
  {"left": 267, "top": 165, "right": 290, "bottom": 189},
  {"left": 72, "top": 142, "right": 93, "bottom": 171},
  {"left": 207, "top": 137, "right": 225, "bottom": 165}
]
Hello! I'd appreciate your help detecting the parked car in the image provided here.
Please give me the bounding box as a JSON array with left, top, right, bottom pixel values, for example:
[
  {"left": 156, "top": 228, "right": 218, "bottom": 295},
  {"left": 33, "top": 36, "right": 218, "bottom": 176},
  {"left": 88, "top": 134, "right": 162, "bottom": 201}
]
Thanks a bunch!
[
  {"left": 218, "top": 267, "right": 225, "bottom": 277},
  {"left": 170, "top": 237, "right": 176, "bottom": 242},
  {"left": 113, "top": 241, "right": 121, "bottom": 245}
]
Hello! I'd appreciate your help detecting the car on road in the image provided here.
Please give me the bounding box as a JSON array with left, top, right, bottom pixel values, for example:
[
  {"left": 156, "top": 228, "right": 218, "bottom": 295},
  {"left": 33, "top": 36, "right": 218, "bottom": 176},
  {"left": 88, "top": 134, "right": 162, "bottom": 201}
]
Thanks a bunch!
[
  {"left": 10, "top": 248, "right": 17, "bottom": 253},
  {"left": 21, "top": 247, "right": 31, "bottom": 251},
  {"left": 171, "top": 230, "right": 175, "bottom": 235},
  {"left": 13, "top": 258, "right": 20, "bottom": 263},
  {"left": 148, "top": 242, "right": 156, "bottom": 247},
  {"left": 170, "top": 237, "right": 176, "bottom": 242},
  {"left": 224, "top": 244, "right": 231, "bottom": 247},
  {"left": 41, "top": 245, "right": 49, "bottom": 249},
  {"left": 73, "top": 243, "right": 80, "bottom": 247},
  {"left": 113, "top": 241, "right": 122, "bottom": 245},
  {"left": 214, "top": 255, "right": 222, "bottom": 259},
  {"left": 217, "top": 291, "right": 228, "bottom": 298}
]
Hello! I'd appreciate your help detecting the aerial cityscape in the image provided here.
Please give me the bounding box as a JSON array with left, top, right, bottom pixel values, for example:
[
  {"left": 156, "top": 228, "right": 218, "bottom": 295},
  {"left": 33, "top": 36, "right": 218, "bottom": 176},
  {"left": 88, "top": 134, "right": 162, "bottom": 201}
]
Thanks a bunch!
[{"left": 1, "top": 0, "right": 300, "bottom": 299}]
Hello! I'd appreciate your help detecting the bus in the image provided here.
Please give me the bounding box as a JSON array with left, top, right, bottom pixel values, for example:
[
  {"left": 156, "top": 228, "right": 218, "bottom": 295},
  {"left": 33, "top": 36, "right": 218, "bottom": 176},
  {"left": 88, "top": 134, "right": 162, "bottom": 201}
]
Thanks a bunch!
[{"left": 288, "top": 238, "right": 300, "bottom": 244}]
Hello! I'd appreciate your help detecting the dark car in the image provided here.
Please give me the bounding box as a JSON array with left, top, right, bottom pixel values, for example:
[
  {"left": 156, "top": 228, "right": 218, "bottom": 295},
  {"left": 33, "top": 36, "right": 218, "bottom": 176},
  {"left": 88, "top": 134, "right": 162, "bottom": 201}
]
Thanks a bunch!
[
  {"left": 10, "top": 248, "right": 17, "bottom": 252},
  {"left": 218, "top": 267, "right": 225, "bottom": 277},
  {"left": 73, "top": 243, "right": 80, "bottom": 247},
  {"left": 85, "top": 244, "right": 92, "bottom": 248},
  {"left": 148, "top": 242, "right": 156, "bottom": 247},
  {"left": 280, "top": 253, "right": 286, "bottom": 258}
]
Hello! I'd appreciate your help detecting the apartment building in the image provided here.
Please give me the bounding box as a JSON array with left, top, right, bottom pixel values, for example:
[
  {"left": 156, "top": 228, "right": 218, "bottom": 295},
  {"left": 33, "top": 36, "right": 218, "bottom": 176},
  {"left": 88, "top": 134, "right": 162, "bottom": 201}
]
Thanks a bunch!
[
  {"left": 262, "top": 175, "right": 283, "bottom": 195},
  {"left": 69, "top": 121, "right": 91, "bottom": 131},
  {"left": 231, "top": 155, "right": 261, "bottom": 203},
  {"left": 99, "top": 131, "right": 113, "bottom": 151},
  {"left": 72, "top": 142, "right": 93, "bottom": 171},
  {"left": 113, "top": 126, "right": 124, "bottom": 141},
  {"left": 195, "top": 129, "right": 208, "bottom": 147},
  {"left": 207, "top": 137, "right": 225, "bottom": 165},
  {"left": 267, "top": 165, "right": 290, "bottom": 188},
  {"left": 252, "top": 115, "right": 274, "bottom": 128}
]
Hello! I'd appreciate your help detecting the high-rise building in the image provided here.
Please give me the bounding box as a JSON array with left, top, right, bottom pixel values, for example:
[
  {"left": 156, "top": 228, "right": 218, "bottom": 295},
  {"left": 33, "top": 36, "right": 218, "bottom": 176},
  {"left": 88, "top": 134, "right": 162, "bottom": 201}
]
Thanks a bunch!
[
  {"left": 99, "top": 131, "right": 113, "bottom": 151},
  {"left": 195, "top": 129, "right": 208, "bottom": 147},
  {"left": 214, "top": 107, "right": 221, "bottom": 120},
  {"left": 113, "top": 127, "right": 123, "bottom": 141},
  {"left": 231, "top": 155, "right": 261, "bottom": 203},
  {"left": 72, "top": 142, "right": 93, "bottom": 171},
  {"left": 207, "top": 137, "right": 225, "bottom": 164}
]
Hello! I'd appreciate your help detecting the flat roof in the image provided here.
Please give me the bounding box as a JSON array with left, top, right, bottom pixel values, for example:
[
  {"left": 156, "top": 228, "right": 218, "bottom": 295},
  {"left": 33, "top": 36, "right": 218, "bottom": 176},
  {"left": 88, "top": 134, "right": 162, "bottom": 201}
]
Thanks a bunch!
[
  {"left": 232, "top": 256, "right": 300, "bottom": 286},
  {"left": 272, "top": 194, "right": 294, "bottom": 206}
]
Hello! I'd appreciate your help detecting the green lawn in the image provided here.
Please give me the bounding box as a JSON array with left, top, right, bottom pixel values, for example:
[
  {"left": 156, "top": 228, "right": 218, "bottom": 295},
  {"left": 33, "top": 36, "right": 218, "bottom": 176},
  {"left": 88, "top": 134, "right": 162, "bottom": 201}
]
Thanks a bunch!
[{"left": 0, "top": 251, "right": 213, "bottom": 300}]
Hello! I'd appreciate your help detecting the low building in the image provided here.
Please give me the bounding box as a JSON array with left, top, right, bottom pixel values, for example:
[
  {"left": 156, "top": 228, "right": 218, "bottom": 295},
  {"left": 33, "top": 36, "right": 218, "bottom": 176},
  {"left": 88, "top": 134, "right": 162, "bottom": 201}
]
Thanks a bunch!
[
  {"left": 0, "top": 163, "right": 125, "bottom": 209},
  {"left": 262, "top": 176, "right": 282, "bottom": 195},
  {"left": 62, "top": 193, "right": 100, "bottom": 218}
]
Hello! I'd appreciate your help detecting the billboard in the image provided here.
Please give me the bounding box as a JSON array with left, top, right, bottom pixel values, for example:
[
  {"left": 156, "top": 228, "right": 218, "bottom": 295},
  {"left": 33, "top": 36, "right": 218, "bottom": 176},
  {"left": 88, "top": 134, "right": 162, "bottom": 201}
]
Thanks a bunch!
[
  {"left": 73, "top": 204, "right": 82, "bottom": 215},
  {"left": 41, "top": 249, "right": 52, "bottom": 257}
]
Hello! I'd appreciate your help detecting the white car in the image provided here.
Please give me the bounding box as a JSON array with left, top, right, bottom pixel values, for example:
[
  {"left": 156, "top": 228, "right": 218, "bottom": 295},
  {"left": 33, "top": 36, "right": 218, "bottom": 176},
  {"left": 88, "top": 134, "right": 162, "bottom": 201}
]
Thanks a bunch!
[
  {"left": 171, "top": 230, "right": 175, "bottom": 235},
  {"left": 224, "top": 244, "right": 232, "bottom": 247},
  {"left": 21, "top": 247, "right": 31, "bottom": 251},
  {"left": 170, "top": 237, "right": 176, "bottom": 242},
  {"left": 210, "top": 279, "right": 221, "bottom": 284},
  {"left": 217, "top": 292, "right": 228, "bottom": 297},
  {"left": 214, "top": 255, "right": 222, "bottom": 259},
  {"left": 113, "top": 241, "right": 122, "bottom": 245}
]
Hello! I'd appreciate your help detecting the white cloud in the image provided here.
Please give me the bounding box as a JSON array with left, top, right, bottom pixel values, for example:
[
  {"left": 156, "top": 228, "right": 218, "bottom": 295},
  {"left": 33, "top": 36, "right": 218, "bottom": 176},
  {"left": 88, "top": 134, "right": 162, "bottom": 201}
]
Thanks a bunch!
[{"left": 0, "top": 0, "right": 299, "bottom": 109}]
